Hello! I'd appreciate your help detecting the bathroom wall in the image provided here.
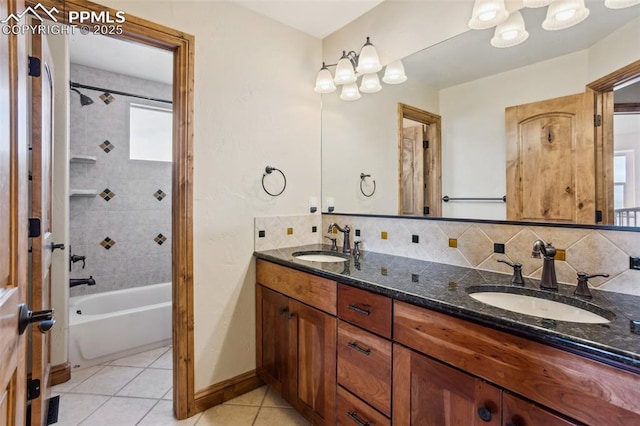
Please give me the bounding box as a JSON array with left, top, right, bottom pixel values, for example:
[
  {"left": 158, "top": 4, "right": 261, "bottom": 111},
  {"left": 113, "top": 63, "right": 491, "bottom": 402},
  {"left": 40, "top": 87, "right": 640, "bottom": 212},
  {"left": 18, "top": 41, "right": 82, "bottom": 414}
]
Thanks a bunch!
[
  {"left": 95, "top": 0, "right": 322, "bottom": 391},
  {"left": 68, "top": 64, "right": 172, "bottom": 297},
  {"left": 320, "top": 214, "right": 640, "bottom": 297}
]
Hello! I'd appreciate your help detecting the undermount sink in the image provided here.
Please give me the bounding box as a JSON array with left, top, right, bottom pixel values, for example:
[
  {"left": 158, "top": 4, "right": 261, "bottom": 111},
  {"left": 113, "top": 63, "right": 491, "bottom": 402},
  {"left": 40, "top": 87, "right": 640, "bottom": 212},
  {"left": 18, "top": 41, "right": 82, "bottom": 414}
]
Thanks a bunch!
[
  {"left": 292, "top": 251, "right": 349, "bottom": 263},
  {"left": 466, "top": 286, "right": 615, "bottom": 324}
]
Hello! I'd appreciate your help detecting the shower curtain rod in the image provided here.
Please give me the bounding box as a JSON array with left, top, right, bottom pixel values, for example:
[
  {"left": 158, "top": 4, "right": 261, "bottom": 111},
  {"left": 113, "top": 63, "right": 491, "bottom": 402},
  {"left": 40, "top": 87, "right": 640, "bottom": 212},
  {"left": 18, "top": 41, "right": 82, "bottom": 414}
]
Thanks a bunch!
[{"left": 69, "top": 81, "right": 172, "bottom": 105}]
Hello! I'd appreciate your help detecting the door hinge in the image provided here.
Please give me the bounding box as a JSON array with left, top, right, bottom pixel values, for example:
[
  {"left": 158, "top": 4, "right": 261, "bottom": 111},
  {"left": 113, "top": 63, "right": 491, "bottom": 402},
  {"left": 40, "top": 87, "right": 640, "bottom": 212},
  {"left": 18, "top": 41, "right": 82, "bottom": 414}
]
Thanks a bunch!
[
  {"left": 28, "top": 56, "right": 41, "bottom": 77},
  {"left": 28, "top": 218, "right": 41, "bottom": 238},
  {"left": 595, "top": 210, "right": 603, "bottom": 223},
  {"left": 423, "top": 206, "right": 429, "bottom": 215},
  {"left": 423, "top": 140, "right": 429, "bottom": 149},
  {"left": 27, "top": 378, "right": 40, "bottom": 401},
  {"left": 594, "top": 114, "right": 602, "bottom": 127}
]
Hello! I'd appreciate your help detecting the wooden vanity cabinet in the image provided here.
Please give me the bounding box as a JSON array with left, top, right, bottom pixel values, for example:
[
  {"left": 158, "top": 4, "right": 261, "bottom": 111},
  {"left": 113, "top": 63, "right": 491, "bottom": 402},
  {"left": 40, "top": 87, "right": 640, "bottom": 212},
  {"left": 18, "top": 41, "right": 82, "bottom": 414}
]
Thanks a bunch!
[
  {"left": 256, "top": 260, "right": 337, "bottom": 425},
  {"left": 393, "top": 300, "right": 640, "bottom": 425},
  {"left": 393, "top": 344, "right": 502, "bottom": 426}
]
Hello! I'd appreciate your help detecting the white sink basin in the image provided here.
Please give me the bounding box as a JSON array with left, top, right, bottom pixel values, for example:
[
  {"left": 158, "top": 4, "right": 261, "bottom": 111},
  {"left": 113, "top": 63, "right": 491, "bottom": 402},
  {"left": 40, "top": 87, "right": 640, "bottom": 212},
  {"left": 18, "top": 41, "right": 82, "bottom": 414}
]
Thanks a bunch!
[
  {"left": 292, "top": 251, "right": 349, "bottom": 263},
  {"left": 468, "top": 288, "right": 614, "bottom": 324}
]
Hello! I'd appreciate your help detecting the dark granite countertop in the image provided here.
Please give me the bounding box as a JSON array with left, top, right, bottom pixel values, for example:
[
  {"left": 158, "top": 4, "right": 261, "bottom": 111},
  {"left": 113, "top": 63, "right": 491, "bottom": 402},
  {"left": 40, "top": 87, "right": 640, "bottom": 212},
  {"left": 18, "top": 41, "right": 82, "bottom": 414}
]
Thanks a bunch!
[{"left": 255, "top": 244, "right": 640, "bottom": 373}]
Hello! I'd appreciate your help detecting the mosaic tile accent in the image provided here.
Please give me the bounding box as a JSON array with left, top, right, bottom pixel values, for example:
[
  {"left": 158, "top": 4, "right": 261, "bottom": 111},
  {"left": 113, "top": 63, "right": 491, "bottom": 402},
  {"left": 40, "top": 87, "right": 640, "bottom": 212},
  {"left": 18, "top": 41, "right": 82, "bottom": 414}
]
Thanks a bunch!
[
  {"left": 154, "top": 234, "right": 167, "bottom": 245},
  {"left": 154, "top": 189, "right": 167, "bottom": 201},
  {"left": 100, "top": 237, "right": 116, "bottom": 250},
  {"left": 100, "top": 140, "right": 114, "bottom": 153},
  {"left": 100, "top": 92, "right": 115, "bottom": 104},
  {"left": 100, "top": 188, "right": 115, "bottom": 202}
]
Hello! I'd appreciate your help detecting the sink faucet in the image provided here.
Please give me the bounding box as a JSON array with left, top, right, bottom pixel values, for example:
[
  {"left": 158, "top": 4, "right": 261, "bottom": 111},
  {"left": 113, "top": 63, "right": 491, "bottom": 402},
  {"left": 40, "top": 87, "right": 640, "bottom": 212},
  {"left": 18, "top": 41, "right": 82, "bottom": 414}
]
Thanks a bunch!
[
  {"left": 531, "top": 240, "right": 558, "bottom": 290},
  {"left": 327, "top": 223, "right": 351, "bottom": 254}
]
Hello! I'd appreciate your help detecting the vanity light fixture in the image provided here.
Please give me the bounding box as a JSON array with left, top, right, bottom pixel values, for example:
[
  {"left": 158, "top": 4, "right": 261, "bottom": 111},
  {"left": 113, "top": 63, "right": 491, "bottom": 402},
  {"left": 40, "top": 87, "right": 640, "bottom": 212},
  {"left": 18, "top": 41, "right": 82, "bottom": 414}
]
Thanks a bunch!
[
  {"left": 604, "top": 0, "right": 640, "bottom": 8},
  {"left": 314, "top": 37, "right": 406, "bottom": 100},
  {"left": 491, "top": 10, "right": 529, "bottom": 48},
  {"left": 542, "top": 0, "right": 590, "bottom": 31},
  {"left": 468, "top": 0, "right": 594, "bottom": 47},
  {"left": 468, "top": 0, "right": 509, "bottom": 30}
]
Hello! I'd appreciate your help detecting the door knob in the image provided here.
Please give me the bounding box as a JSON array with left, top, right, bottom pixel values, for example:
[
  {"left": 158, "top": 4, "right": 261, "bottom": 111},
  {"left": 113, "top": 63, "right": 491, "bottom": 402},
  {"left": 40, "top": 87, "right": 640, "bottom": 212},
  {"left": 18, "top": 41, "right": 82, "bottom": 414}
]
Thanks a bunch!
[{"left": 18, "top": 304, "right": 55, "bottom": 335}]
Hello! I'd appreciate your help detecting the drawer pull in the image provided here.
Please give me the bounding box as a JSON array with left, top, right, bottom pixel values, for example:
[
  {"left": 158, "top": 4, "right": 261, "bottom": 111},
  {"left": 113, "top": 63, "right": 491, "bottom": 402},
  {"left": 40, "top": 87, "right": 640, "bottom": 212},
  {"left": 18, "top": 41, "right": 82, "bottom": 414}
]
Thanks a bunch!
[
  {"left": 347, "top": 341, "right": 371, "bottom": 356},
  {"left": 347, "top": 410, "right": 370, "bottom": 426},
  {"left": 347, "top": 304, "right": 371, "bottom": 316}
]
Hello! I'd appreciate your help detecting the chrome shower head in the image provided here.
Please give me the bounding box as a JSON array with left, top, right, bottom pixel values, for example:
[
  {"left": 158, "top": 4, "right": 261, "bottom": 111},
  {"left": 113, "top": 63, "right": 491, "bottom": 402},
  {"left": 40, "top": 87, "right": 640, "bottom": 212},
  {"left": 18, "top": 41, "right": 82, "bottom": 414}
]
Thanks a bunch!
[{"left": 70, "top": 88, "right": 94, "bottom": 106}]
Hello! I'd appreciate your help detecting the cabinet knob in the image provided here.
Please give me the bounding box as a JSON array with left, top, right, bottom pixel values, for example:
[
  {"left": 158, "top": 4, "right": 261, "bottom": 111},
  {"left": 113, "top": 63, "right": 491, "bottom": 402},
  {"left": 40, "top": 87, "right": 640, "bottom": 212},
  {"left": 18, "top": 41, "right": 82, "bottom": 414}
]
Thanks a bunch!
[{"left": 477, "top": 406, "right": 492, "bottom": 422}]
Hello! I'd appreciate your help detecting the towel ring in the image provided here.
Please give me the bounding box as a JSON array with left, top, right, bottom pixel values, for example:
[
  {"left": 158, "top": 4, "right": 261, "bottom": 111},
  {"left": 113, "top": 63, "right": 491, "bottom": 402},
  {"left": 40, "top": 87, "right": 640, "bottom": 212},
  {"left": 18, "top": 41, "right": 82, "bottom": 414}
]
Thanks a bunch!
[
  {"left": 360, "top": 173, "right": 376, "bottom": 198},
  {"left": 262, "top": 166, "right": 287, "bottom": 197}
]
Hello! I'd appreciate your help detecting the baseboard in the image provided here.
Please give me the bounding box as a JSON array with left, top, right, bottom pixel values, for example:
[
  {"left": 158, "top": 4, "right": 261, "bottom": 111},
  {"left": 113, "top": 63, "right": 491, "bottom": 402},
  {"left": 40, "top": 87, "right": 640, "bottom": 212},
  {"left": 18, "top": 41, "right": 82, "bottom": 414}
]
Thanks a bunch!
[
  {"left": 193, "top": 370, "right": 264, "bottom": 413},
  {"left": 49, "top": 362, "right": 71, "bottom": 386}
]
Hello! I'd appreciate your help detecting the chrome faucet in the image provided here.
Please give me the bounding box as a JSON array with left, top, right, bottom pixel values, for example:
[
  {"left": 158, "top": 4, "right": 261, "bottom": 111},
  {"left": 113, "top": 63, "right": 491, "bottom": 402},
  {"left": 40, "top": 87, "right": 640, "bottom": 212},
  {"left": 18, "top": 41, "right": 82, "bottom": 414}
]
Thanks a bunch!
[
  {"left": 531, "top": 240, "right": 558, "bottom": 290},
  {"left": 327, "top": 223, "right": 351, "bottom": 254}
]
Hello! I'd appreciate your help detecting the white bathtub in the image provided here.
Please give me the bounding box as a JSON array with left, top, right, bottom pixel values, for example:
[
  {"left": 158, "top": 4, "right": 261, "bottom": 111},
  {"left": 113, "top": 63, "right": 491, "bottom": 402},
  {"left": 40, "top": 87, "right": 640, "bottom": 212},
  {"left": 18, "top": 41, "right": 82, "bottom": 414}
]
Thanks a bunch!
[{"left": 69, "top": 282, "right": 172, "bottom": 369}]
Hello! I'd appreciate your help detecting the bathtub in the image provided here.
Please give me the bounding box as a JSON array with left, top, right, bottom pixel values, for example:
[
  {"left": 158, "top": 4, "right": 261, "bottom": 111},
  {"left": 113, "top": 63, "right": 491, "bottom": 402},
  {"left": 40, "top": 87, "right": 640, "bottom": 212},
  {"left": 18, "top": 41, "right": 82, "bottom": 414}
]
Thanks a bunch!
[{"left": 69, "top": 282, "right": 172, "bottom": 369}]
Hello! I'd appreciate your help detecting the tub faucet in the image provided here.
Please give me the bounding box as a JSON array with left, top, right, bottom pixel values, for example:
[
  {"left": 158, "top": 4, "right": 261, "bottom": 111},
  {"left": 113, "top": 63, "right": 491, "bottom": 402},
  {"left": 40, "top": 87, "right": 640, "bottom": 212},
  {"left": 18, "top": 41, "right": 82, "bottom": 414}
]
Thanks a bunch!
[
  {"left": 70, "top": 276, "right": 96, "bottom": 288},
  {"left": 531, "top": 240, "right": 557, "bottom": 290},
  {"left": 327, "top": 223, "right": 351, "bottom": 254}
]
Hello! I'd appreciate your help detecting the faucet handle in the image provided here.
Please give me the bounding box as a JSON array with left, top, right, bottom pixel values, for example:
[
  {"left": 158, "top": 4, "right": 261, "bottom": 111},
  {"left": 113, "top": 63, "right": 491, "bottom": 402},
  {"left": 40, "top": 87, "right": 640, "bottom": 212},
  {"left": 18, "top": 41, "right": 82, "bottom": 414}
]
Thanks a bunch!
[
  {"left": 574, "top": 272, "right": 609, "bottom": 298},
  {"left": 497, "top": 259, "right": 524, "bottom": 285},
  {"left": 324, "top": 236, "right": 338, "bottom": 252},
  {"left": 353, "top": 241, "right": 361, "bottom": 256}
]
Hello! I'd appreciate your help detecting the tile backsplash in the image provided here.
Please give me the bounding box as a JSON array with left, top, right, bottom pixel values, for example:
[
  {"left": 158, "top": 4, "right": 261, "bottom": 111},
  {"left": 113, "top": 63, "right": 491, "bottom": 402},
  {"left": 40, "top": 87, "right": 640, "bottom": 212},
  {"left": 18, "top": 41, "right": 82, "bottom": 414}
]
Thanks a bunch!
[{"left": 253, "top": 213, "right": 640, "bottom": 297}]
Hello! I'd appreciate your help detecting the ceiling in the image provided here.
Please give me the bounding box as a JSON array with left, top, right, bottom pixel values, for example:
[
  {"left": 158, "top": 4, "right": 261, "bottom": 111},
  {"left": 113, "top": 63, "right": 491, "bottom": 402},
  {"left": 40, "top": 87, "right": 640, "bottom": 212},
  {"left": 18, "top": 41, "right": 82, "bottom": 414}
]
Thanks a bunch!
[{"left": 228, "top": 0, "right": 385, "bottom": 39}]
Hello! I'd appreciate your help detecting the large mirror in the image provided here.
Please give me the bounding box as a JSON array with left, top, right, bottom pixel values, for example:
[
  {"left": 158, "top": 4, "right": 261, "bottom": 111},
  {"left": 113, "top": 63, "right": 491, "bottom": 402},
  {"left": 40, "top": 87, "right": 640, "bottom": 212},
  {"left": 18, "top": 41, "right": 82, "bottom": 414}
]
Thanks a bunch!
[{"left": 321, "top": 3, "right": 640, "bottom": 227}]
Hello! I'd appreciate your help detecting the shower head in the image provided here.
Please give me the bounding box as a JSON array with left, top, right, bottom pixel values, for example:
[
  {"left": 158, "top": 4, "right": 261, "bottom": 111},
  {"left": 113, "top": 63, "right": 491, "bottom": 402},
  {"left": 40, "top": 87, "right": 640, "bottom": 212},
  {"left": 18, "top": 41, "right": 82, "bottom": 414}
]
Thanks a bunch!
[{"left": 70, "top": 88, "right": 94, "bottom": 106}]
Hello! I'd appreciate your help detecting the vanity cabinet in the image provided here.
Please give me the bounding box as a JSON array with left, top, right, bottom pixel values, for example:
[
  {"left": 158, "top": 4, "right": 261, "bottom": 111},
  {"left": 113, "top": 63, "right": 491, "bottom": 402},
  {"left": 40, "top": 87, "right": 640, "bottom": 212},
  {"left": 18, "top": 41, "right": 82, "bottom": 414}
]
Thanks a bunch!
[
  {"left": 336, "top": 284, "right": 393, "bottom": 423},
  {"left": 393, "top": 300, "right": 639, "bottom": 425},
  {"left": 256, "top": 260, "right": 337, "bottom": 425}
]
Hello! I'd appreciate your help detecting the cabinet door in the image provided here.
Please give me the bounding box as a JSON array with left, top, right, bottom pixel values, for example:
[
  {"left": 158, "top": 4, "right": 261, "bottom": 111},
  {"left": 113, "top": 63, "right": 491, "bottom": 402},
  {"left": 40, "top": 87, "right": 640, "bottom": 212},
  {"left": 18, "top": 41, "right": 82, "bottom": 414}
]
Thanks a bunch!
[
  {"left": 393, "top": 344, "right": 501, "bottom": 426},
  {"left": 256, "top": 285, "right": 290, "bottom": 397},
  {"left": 503, "top": 392, "right": 580, "bottom": 426},
  {"left": 289, "top": 299, "right": 337, "bottom": 425}
]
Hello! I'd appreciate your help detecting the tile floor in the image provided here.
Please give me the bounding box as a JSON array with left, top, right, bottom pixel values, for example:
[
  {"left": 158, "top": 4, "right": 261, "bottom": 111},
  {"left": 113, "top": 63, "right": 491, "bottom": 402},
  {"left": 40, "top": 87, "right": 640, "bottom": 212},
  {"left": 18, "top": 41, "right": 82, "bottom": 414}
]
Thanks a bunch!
[{"left": 50, "top": 346, "right": 309, "bottom": 425}]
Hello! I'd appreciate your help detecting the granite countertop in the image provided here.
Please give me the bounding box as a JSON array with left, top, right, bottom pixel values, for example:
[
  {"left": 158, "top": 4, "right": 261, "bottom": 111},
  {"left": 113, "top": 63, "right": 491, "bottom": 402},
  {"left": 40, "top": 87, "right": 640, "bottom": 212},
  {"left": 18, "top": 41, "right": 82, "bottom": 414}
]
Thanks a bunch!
[{"left": 254, "top": 244, "right": 640, "bottom": 372}]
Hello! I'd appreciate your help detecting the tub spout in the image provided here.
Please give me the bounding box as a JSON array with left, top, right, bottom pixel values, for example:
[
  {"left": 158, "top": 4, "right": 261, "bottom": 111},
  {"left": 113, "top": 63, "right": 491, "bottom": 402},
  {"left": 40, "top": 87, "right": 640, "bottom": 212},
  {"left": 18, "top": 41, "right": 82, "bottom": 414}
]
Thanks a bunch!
[{"left": 70, "top": 276, "right": 96, "bottom": 287}]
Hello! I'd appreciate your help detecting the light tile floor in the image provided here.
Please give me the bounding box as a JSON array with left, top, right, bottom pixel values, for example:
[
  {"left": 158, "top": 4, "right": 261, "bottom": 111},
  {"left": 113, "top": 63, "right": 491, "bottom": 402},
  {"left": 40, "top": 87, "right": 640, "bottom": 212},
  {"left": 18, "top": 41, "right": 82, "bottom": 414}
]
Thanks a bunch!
[{"left": 51, "top": 346, "right": 310, "bottom": 425}]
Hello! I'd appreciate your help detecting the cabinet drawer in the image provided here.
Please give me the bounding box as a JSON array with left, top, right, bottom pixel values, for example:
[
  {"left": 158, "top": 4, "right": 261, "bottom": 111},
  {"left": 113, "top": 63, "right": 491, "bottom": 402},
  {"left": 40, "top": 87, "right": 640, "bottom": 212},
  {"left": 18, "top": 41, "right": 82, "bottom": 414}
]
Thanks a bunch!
[
  {"left": 256, "top": 259, "right": 337, "bottom": 315},
  {"left": 337, "top": 386, "right": 390, "bottom": 426},
  {"left": 338, "top": 284, "right": 391, "bottom": 338},
  {"left": 337, "top": 321, "right": 391, "bottom": 416}
]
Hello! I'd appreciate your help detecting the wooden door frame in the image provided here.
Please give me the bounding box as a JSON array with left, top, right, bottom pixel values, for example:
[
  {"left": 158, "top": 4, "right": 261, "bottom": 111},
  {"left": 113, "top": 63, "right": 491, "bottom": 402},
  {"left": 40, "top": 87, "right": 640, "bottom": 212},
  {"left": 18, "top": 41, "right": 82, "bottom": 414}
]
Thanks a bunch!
[
  {"left": 588, "top": 59, "right": 640, "bottom": 226},
  {"left": 24, "top": 0, "right": 195, "bottom": 419},
  {"left": 397, "top": 103, "right": 442, "bottom": 217}
]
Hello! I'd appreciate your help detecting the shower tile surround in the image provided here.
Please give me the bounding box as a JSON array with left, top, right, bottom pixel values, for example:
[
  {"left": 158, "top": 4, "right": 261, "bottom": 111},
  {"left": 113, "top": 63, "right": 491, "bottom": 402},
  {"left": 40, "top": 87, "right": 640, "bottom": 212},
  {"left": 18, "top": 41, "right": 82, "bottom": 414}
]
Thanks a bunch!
[
  {"left": 69, "top": 64, "right": 172, "bottom": 296},
  {"left": 254, "top": 214, "right": 640, "bottom": 296}
]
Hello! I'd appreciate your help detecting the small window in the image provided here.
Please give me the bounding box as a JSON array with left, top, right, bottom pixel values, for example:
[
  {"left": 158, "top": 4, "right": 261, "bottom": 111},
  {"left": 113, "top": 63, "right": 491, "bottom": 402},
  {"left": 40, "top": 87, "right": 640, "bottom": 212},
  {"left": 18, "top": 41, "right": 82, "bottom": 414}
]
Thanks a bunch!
[{"left": 129, "top": 103, "right": 172, "bottom": 162}]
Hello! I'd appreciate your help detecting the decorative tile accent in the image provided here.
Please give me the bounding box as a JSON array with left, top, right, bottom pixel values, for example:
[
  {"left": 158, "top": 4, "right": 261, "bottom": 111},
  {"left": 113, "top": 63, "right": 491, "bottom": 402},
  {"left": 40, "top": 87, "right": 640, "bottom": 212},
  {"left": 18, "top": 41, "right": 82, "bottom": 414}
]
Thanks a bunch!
[
  {"left": 494, "top": 243, "right": 505, "bottom": 254},
  {"left": 100, "top": 140, "right": 114, "bottom": 153},
  {"left": 287, "top": 228, "right": 293, "bottom": 235},
  {"left": 448, "top": 238, "right": 457, "bottom": 248},
  {"left": 258, "top": 230, "right": 265, "bottom": 238},
  {"left": 556, "top": 249, "right": 566, "bottom": 261},
  {"left": 100, "top": 188, "right": 115, "bottom": 202},
  {"left": 312, "top": 226, "right": 317, "bottom": 233},
  {"left": 154, "top": 234, "right": 167, "bottom": 245},
  {"left": 154, "top": 190, "right": 167, "bottom": 201},
  {"left": 100, "top": 237, "right": 116, "bottom": 250},
  {"left": 381, "top": 231, "right": 388, "bottom": 240},
  {"left": 412, "top": 235, "right": 419, "bottom": 244},
  {"left": 100, "top": 92, "right": 115, "bottom": 104},
  {"left": 355, "top": 229, "right": 361, "bottom": 237}
]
